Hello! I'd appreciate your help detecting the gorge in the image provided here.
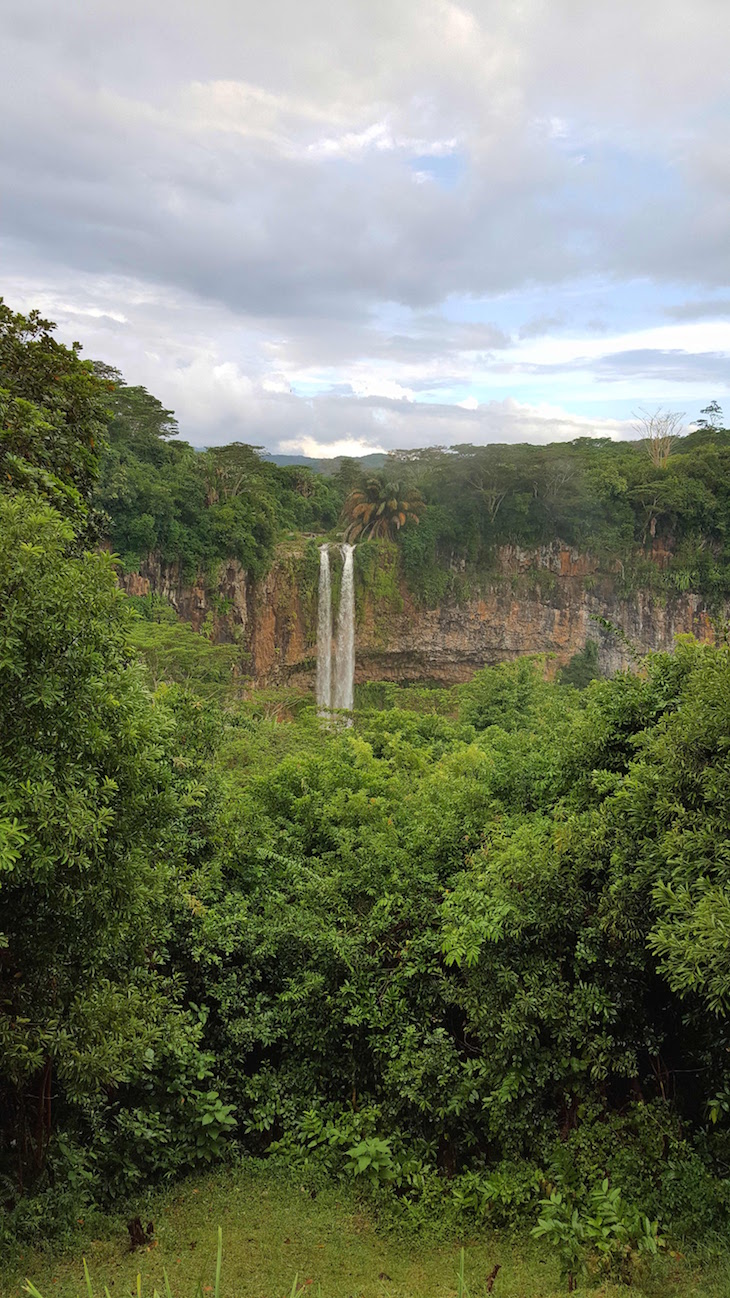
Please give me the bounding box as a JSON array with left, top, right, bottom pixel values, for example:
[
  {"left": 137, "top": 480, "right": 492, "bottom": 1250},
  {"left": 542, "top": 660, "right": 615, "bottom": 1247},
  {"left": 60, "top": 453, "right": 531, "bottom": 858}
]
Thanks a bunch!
[{"left": 120, "top": 537, "right": 722, "bottom": 691}]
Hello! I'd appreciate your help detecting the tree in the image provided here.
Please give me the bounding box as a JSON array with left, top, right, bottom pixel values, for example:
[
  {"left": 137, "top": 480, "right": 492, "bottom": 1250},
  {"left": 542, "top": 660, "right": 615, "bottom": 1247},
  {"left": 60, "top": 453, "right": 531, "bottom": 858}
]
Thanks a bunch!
[
  {"left": 129, "top": 608, "right": 242, "bottom": 699},
  {"left": 633, "top": 407, "right": 685, "bottom": 470},
  {"left": 201, "top": 442, "right": 266, "bottom": 504},
  {"left": 341, "top": 475, "right": 424, "bottom": 542},
  {"left": 0, "top": 495, "right": 179, "bottom": 1188},
  {"left": 333, "top": 456, "right": 365, "bottom": 497},
  {"left": 695, "top": 400, "right": 724, "bottom": 431},
  {"left": 559, "top": 639, "right": 600, "bottom": 688},
  {"left": 0, "top": 300, "right": 111, "bottom": 527},
  {"left": 94, "top": 363, "right": 179, "bottom": 462}
]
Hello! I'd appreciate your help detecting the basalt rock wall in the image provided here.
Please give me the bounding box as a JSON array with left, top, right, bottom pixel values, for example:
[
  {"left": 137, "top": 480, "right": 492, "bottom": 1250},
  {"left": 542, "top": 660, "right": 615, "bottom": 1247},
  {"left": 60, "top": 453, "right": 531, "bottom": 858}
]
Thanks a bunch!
[{"left": 119, "top": 542, "right": 720, "bottom": 688}]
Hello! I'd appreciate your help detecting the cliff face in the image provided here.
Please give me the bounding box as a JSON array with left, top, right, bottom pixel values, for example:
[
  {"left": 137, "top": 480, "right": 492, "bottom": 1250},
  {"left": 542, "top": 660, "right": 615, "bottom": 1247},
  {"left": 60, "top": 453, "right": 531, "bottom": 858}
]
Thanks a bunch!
[{"left": 120, "top": 542, "right": 720, "bottom": 688}]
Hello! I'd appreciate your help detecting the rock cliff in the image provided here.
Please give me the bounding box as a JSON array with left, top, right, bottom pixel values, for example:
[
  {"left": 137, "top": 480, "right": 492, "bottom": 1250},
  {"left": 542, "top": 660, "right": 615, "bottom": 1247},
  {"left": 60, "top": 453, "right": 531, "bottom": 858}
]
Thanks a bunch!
[{"left": 119, "top": 541, "right": 720, "bottom": 688}]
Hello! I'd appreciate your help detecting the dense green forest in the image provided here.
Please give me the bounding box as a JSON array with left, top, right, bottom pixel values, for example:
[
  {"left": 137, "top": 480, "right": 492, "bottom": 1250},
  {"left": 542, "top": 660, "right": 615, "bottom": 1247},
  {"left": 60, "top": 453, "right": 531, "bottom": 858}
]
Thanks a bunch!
[
  {"left": 4, "top": 300, "right": 730, "bottom": 1293},
  {"left": 93, "top": 362, "right": 341, "bottom": 578},
  {"left": 0, "top": 290, "right": 713, "bottom": 605},
  {"left": 84, "top": 336, "right": 730, "bottom": 607}
]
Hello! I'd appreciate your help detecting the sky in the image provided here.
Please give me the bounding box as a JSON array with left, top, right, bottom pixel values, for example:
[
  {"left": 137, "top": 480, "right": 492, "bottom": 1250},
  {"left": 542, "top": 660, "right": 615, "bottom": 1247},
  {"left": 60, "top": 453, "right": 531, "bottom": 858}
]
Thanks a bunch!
[{"left": 2, "top": 0, "right": 729, "bottom": 456}]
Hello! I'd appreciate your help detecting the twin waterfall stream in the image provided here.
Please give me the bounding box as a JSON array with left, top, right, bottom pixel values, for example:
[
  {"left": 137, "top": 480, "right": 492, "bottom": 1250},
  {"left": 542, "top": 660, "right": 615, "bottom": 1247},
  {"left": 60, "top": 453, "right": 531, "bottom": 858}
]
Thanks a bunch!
[{"left": 316, "top": 543, "right": 355, "bottom": 718}]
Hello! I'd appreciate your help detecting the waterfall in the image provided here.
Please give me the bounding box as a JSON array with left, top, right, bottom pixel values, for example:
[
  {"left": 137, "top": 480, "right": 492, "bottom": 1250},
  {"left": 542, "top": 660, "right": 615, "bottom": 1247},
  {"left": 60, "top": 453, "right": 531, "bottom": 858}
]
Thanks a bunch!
[
  {"left": 316, "top": 544, "right": 333, "bottom": 713},
  {"left": 333, "top": 543, "right": 355, "bottom": 714},
  {"left": 316, "top": 542, "right": 355, "bottom": 720}
]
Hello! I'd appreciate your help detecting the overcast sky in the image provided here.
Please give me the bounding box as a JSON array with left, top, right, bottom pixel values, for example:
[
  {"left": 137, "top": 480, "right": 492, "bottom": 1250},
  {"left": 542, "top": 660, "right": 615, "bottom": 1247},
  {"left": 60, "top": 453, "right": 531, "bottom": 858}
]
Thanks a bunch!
[{"left": 2, "top": 0, "right": 729, "bottom": 454}]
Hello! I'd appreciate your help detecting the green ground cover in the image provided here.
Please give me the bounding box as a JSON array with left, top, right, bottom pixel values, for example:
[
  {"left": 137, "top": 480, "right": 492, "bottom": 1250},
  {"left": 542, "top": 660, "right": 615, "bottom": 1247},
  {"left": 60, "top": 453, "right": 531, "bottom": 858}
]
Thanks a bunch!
[{"left": 6, "top": 1167, "right": 730, "bottom": 1298}]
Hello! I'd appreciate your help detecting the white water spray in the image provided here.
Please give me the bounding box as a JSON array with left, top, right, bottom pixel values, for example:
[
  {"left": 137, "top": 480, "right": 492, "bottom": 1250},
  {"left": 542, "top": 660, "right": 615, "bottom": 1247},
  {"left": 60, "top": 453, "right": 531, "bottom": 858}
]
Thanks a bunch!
[
  {"left": 316, "top": 544, "right": 333, "bottom": 713},
  {"left": 333, "top": 543, "right": 355, "bottom": 714}
]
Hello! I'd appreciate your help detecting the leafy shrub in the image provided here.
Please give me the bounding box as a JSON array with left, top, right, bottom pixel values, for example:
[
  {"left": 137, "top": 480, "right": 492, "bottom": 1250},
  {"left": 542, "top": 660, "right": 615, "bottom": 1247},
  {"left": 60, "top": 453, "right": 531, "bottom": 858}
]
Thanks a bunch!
[
  {"left": 532, "top": 1179, "right": 664, "bottom": 1290},
  {"left": 558, "top": 639, "right": 601, "bottom": 688},
  {"left": 345, "top": 1136, "right": 396, "bottom": 1187},
  {"left": 172, "top": 640, "right": 730, "bottom": 1243}
]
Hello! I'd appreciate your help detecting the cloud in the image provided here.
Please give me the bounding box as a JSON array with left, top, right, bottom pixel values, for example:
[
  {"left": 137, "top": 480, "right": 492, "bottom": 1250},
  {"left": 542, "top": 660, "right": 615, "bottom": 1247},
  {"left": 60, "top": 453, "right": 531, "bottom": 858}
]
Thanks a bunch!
[
  {"left": 591, "top": 349, "right": 730, "bottom": 385},
  {"left": 264, "top": 394, "right": 631, "bottom": 458},
  {"left": 487, "top": 348, "right": 730, "bottom": 388},
  {"left": 4, "top": 1, "right": 727, "bottom": 316},
  {"left": 519, "top": 314, "right": 565, "bottom": 340},
  {"left": 1, "top": 0, "right": 729, "bottom": 451},
  {"left": 665, "top": 299, "right": 730, "bottom": 322},
  {"left": 279, "top": 435, "right": 385, "bottom": 459}
]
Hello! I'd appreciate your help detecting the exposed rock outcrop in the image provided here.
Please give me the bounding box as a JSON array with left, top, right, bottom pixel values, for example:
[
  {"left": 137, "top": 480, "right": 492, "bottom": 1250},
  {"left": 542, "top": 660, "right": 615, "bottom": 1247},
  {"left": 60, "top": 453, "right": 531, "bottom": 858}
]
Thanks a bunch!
[{"left": 119, "top": 542, "right": 721, "bottom": 688}]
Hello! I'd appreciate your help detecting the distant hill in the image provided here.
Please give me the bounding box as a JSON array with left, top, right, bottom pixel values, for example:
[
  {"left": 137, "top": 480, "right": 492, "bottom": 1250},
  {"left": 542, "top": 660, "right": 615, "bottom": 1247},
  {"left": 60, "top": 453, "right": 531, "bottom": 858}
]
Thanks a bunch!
[{"left": 259, "top": 451, "right": 388, "bottom": 475}]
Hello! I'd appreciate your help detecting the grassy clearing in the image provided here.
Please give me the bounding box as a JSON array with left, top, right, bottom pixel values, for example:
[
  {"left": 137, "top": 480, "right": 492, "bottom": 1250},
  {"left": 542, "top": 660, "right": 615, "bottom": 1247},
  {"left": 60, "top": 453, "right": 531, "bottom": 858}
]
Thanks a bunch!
[{"left": 3, "top": 1167, "right": 730, "bottom": 1298}]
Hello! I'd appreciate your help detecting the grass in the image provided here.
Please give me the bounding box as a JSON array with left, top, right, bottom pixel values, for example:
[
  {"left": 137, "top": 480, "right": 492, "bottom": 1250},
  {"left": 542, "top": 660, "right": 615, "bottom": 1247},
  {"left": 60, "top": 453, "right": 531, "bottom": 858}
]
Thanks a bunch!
[{"left": 3, "top": 1166, "right": 730, "bottom": 1298}]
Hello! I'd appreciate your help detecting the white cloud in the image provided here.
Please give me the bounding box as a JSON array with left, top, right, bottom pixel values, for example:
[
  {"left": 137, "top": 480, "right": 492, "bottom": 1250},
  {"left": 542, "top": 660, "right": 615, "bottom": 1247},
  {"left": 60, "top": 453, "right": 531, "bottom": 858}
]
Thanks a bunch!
[
  {"left": 347, "top": 376, "right": 415, "bottom": 402},
  {"left": 306, "top": 120, "right": 458, "bottom": 160},
  {"left": 279, "top": 435, "right": 385, "bottom": 459},
  {"left": 514, "top": 321, "right": 730, "bottom": 368},
  {"left": 1, "top": 0, "right": 729, "bottom": 452}
]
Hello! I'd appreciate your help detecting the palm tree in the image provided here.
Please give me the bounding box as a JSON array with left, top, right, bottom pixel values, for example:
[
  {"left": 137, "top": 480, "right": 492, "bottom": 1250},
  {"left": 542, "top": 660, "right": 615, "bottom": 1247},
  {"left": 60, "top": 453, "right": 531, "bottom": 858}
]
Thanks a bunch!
[{"left": 341, "top": 475, "right": 424, "bottom": 542}]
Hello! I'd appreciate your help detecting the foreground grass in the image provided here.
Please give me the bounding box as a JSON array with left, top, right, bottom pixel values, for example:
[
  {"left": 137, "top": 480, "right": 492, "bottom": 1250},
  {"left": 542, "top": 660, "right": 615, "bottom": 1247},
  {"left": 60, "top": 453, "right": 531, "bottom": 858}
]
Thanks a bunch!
[{"left": 3, "top": 1166, "right": 730, "bottom": 1298}]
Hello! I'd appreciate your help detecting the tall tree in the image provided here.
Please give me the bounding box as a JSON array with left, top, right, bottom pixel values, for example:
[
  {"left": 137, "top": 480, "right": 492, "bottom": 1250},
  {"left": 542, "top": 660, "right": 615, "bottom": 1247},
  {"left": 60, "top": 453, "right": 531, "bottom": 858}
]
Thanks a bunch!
[
  {"left": 342, "top": 474, "right": 424, "bottom": 542},
  {"left": 0, "top": 301, "right": 111, "bottom": 528},
  {"left": 633, "top": 407, "right": 685, "bottom": 470},
  {"left": 0, "top": 496, "right": 176, "bottom": 1188},
  {"left": 695, "top": 400, "right": 724, "bottom": 431},
  {"left": 94, "top": 362, "right": 179, "bottom": 463}
]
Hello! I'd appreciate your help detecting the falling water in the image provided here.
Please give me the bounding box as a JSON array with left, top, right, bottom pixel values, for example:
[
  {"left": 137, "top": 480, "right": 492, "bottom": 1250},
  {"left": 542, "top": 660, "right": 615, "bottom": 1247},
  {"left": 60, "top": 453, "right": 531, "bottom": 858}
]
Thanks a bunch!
[
  {"left": 333, "top": 543, "right": 355, "bottom": 714},
  {"left": 316, "top": 544, "right": 332, "bottom": 713}
]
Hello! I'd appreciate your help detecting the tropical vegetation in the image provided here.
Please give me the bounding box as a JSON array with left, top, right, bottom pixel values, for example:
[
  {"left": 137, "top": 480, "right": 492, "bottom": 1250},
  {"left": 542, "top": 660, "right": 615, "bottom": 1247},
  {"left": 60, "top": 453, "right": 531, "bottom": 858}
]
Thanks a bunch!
[
  {"left": 2, "top": 298, "right": 716, "bottom": 609},
  {"left": 342, "top": 475, "right": 424, "bottom": 542},
  {"left": 4, "top": 297, "right": 730, "bottom": 1295},
  {"left": 89, "top": 362, "right": 730, "bottom": 609}
]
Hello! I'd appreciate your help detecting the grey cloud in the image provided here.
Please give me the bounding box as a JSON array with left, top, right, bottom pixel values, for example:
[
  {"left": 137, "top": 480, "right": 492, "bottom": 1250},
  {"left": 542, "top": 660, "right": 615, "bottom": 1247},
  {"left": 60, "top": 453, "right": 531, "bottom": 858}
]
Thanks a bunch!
[
  {"left": 592, "top": 349, "right": 730, "bottom": 385},
  {"left": 180, "top": 387, "right": 625, "bottom": 453},
  {"left": 487, "top": 349, "right": 730, "bottom": 386},
  {"left": 2, "top": 0, "right": 729, "bottom": 452},
  {"left": 274, "top": 318, "right": 512, "bottom": 370},
  {"left": 3, "top": 0, "right": 730, "bottom": 323},
  {"left": 518, "top": 314, "right": 565, "bottom": 339},
  {"left": 8, "top": 0, "right": 727, "bottom": 130},
  {"left": 0, "top": 78, "right": 578, "bottom": 319},
  {"left": 665, "top": 300, "right": 730, "bottom": 322}
]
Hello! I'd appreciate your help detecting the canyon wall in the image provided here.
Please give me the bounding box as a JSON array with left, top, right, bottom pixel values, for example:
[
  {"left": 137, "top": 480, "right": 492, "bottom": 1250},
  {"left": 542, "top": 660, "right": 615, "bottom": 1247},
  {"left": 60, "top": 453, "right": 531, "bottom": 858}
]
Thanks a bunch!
[{"left": 120, "top": 542, "right": 720, "bottom": 688}]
